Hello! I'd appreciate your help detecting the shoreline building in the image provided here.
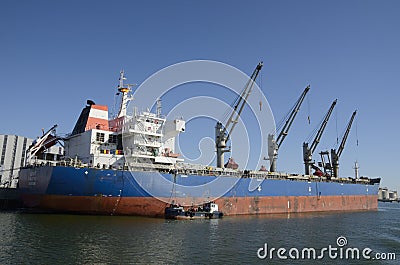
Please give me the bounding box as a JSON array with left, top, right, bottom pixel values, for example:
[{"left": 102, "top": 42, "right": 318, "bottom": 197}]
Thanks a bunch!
[
  {"left": 378, "top": 187, "right": 398, "bottom": 202},
  {"left": 0, "top": 134, "right": 63, "bottom": 188}
]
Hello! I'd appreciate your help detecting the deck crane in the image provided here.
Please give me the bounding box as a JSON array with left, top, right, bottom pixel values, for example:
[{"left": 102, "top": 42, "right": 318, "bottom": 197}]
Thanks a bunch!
[
  {"left": 330, "top": 110, "right": 357, "bottom": 178},
  {"left": 268, "top": 85, "right": 310, "bottom": 172},
  {"left": 215, "top": 62, "right": 263, "bottom": 168},
  {"left": 303, "top": 99, "right": 337, "bottom": 175},
  {"left": 26, "top": 124, "right": 58, "bottom": 164}
]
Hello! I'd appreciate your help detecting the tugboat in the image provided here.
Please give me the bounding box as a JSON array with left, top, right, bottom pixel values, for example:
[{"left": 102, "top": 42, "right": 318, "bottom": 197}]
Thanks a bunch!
[{"left": 165, "top": 202, "right": 223, "bottom": 220}]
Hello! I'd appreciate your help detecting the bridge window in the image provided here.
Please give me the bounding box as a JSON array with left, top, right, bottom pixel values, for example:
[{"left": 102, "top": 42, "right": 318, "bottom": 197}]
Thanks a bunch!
[
  {"left": 109, "top": 134, "right": 117, "bottom": 143},
  {"left": 96, "top": 132, "right": 105, "bottom": 142}
]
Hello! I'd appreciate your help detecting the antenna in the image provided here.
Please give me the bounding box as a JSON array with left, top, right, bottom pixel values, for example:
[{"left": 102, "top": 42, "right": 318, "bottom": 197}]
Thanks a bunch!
[
  {"left": 156, "top": 98, "right": 162, "bottom": 117},
  {"left": 118, "top": 70, "right": 127, "bottom": 89},
  {"left": 116, "top": 71, "right": 136, "bottom": 118}
]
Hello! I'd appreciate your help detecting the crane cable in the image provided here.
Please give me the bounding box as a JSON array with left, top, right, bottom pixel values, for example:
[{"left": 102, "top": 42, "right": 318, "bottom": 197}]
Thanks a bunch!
[
  {"left": 335, "top": 108, "right": 339, "bottom": 145},
  {"left": 356, "top": 117, "right": 359, "bottom": 146},
  {"left": 221, "top": 80, "right": 247, "bottom": 126},
  {"left": 259, "top": 70, "right": 263, "bottom": 111},
  {"left": 275, "top": 94, "right": 300, "bottom": 135},
  {"left": 307, "top": 95, "right": 311, "bottom": 124},
  {"left": 304, "top": 113, "right": 324, "bottom": 144},
  {"left": 355, "top": 114, "right": 359, "bottom": 163}
]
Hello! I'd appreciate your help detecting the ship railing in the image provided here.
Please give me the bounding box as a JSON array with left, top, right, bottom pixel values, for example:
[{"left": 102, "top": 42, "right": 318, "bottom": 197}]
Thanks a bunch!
[
  {"left": 171, "top": 165, "right": 376, "bottom": 185},
  {"left": 242, "top": 172, "right": 327, "bottom": 183},
  {"left": 287, "top": 174, "right": 310, "bottom": 180},
  {"left": 247, "top": 172, "right": 267, "bottom": 180},
  {"left": 134, "top": 140, "right": 162, "bottom": 147},
  {"left": 356, "top": 178, "right": 370, "bottom": 183},
  {"left": 50, "top": 160, "right": 375, "bottom": 186},
  {"left": 26, "top": 160, "right": 59, "bottom": 167},
  {"left": 128, "top": 162, "right": 173, "bottom": 172}
]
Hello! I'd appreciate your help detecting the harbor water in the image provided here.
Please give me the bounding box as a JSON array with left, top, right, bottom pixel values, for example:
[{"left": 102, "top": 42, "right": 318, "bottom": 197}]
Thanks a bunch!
[{"left": 0, "top": 202, "right": 398, "bottom": 264}]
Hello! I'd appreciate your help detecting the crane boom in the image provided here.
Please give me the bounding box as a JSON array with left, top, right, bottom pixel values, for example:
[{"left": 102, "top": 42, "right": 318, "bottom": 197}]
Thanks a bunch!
[
  {"left": 268, "top": 85, "right": 310, "bottom": 172},
  {"left": 215, "top": 62, "right": 263, "bottom": 168},
  {"left": 303, "top": 99, "right": 337, "bottom": 175},
  {"left": 225, "top": 62, "right": 263, "bottom": 141},
  {"left": 331, "top": 110, "right": 357, "bottom": 178},
  {"left": 276, "top": 85, "right": 310, "bottom": 148},
  {"left": 26, "top": 124, "right": 58, "bottom": 164},
  {"left": 336, "top": 110, "right": 357, "bottom": 157},
  {"left": 310, "top": 99, "right": 337, "bottom": 153}
]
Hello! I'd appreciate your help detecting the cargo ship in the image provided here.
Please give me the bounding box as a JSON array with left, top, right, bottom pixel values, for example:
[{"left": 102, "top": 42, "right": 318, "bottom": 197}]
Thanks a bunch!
[{"left": 18, "top": 65, "right": 380, "bottom": 217}]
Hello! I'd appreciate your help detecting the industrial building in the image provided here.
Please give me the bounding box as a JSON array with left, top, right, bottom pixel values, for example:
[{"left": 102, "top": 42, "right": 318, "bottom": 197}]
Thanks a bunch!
[
  {"left": 0, "top": 134, "right": 63, "bottom": 188},
  {"left": 378, "top": 187, "right": 398, "bottom": 202}
]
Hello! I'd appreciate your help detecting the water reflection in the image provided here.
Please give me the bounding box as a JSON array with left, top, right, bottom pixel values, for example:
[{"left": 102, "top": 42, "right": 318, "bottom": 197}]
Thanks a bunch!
[{"left": 0, "top": 204, "right": 399, "bottom": 264}]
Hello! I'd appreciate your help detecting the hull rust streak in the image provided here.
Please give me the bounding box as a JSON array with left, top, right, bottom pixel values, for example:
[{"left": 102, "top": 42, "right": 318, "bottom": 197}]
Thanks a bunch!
[{"left": 20, "top": 194, "right": 377, "bottom": 217}]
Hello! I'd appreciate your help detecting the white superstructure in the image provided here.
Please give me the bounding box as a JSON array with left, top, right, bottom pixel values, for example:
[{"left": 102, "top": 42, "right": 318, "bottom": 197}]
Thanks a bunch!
[{"left": 61, "top": 71, "right": 185, "bottom": 169}]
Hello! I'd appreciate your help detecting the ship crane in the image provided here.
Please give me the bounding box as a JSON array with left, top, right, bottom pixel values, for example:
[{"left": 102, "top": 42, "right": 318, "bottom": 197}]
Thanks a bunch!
[
  {"left": 215, "top": 62, "right": 263, "bottom": 168},
  {"left": 303, "top": 99, "right": 337, "bottom": 175},
  {"left": 319, "top": 110, "right": 357, "bottom": 178},
  {"left": 26, "top": 124, "right": 58, "bottom": 164},
  {"left": 268, "top": 85, "right": 310, "bottom": 172},
  {"left": 331, "top": 110, "right": 357, "bottom": 178}
]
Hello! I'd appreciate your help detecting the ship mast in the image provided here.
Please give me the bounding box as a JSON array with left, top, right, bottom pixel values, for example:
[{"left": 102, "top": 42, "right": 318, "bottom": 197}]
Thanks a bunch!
[
  {"left": 354, "top": 161, "right": 359, "bottom": 179},
  {"left": 117, "top": 70, "right": 134, "bottom": 118}
]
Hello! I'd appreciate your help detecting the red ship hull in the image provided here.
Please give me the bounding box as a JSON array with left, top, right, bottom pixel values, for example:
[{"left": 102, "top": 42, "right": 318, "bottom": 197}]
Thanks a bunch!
[{"left": 21, "top": 194, "right": 378, "bottom": 217}]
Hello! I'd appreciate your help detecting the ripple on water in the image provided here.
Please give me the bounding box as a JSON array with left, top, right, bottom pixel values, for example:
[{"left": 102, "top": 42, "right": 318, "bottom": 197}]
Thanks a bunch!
[{"left": 0, "top": 204, "right": 399, "bottom": 264}]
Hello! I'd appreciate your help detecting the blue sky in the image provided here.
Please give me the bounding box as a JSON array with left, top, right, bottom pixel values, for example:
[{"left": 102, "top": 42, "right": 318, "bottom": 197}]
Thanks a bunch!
[{"left": 1, "top": 0, "right": 399, "bottom": 190}]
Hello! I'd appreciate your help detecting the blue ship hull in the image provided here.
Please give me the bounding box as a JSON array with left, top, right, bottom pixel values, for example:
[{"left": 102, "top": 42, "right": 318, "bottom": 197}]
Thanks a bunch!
[{"left": 18, "top": 166, "right": 380, "bottom": 216}]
